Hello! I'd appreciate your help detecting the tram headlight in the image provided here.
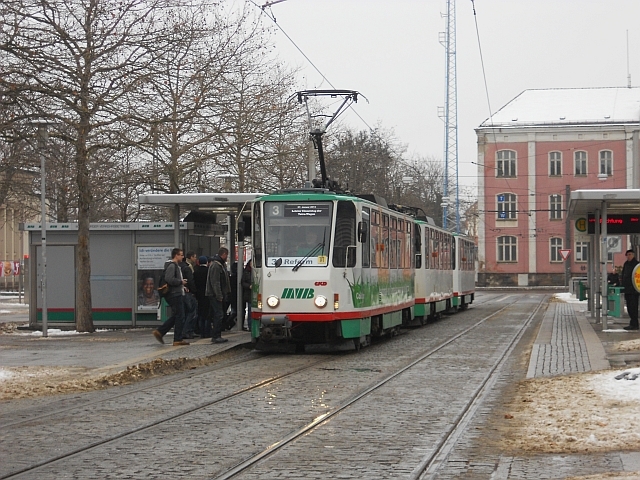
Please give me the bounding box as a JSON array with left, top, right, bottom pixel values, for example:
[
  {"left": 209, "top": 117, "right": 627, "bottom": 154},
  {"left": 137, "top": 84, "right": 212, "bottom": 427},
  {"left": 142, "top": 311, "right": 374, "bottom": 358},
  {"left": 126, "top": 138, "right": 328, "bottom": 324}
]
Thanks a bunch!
[
  {"left": 314, "top": 295, "right": 328, "bottom": 308},
  {"left": 266, "top": 295, "right": 280, "bottom": 308}
]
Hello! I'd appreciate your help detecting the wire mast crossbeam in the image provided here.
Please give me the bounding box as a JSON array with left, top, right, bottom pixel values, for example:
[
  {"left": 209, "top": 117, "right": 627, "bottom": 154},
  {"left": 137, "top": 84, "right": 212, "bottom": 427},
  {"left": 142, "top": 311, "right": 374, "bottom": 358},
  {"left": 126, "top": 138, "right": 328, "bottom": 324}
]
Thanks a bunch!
[{"left": 294, "top": 90, "right": 360, "bottom": 189}]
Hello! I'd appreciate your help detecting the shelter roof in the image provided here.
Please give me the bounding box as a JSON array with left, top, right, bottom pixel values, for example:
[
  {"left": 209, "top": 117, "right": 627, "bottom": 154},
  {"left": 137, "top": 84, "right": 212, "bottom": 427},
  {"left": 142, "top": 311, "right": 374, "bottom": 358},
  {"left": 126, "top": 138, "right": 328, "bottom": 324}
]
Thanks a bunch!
[
  {"left": 569, "top": 189, "right": 640, "bottom": 217},
  {"left": 478, "top": 87, "right": 640, "bottom": 129},
  {"left": 138, "top": 193, "right": 265, "bottom": 213}
]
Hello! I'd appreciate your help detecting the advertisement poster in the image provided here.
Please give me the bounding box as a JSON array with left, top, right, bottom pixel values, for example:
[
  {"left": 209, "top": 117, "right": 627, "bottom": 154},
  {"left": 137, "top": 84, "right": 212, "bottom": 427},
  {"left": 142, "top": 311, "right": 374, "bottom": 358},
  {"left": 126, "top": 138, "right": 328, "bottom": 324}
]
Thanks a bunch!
[
  {"left": 136, "top": 246, "right": 172, "bottom": 311},
  {"left": 0, "top": 261, "right": 20, "bottom": 276}
]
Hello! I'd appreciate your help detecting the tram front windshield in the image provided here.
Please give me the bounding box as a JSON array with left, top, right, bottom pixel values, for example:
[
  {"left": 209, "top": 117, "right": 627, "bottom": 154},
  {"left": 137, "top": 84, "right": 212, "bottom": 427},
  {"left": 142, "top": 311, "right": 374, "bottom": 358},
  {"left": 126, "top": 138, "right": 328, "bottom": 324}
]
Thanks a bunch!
[{"left": 264, "top": 202, "right": 333, "bottom": 267}]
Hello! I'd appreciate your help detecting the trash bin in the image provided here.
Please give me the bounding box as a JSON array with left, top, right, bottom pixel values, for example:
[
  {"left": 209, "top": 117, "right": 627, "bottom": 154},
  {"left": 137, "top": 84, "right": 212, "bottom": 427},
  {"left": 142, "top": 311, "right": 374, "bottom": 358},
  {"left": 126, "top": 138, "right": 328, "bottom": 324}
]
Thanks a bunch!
[
  {"left": 578, "top": 281, "right": 589, "bottom": 301},
  {"left": 607, "top": 286, "right": 623, "bottom": 317}
]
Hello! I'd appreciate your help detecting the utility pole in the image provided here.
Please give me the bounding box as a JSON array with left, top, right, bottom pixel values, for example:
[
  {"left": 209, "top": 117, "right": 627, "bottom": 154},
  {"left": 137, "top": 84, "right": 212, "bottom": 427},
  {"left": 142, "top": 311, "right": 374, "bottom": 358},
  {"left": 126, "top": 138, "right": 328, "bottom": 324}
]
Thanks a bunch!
[{"left": 439, "top": 0, "right": 460, "bottom": 232}]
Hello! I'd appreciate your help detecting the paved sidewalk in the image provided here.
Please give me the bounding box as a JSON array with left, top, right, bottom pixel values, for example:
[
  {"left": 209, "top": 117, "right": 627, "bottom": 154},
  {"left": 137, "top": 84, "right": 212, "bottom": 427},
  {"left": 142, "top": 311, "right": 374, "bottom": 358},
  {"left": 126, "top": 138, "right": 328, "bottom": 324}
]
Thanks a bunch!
[
  {"left": 527, "top": 299, "right": 639, "bottom": 378},
  {"left": 0, "top": 323, "right": 252, "bottom": 377}
]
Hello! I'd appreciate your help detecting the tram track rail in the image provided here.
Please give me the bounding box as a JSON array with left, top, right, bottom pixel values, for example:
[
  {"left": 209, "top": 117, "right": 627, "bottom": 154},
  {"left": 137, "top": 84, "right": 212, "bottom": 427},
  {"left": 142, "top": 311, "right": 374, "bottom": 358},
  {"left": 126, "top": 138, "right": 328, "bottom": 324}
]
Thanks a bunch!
[
  {"left": 0, "top": 348, "right": 258, "bottom": 430},
  {"left": 2, "top": 295, "right": 503, "bottom": 433},
  {"left": 211, "top": 295, "right": 541, "bottom": 479},
  {"left": 2, "top": 293, "right": 532, "bottom": 479},
  {"left": 1, "top": 355, "right": 338, "bottom": 480}
]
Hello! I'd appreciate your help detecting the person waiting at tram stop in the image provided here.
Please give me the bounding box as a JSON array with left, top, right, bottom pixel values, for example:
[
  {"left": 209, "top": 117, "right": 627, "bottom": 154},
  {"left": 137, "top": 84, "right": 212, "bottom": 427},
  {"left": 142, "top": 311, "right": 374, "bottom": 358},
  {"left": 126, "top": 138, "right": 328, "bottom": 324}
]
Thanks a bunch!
[
  {"left": 241, "top": 260, "right": 252, "bottom": 331},
  {"left": 607, "top": 265, "right": 621, "bottom": 287},
  {"left": 180, "top": 251, "right": 198, "bottom": 339},
  {"left": 206, "top": 247, "right": 231, "bottom": 344},
  {"left": 621, "top": 249, "right": 639, "bottom": 331},
  {"left": 152, "top": 248, "right": 190, "bottom": 346},
  {"left": 193, "top": 255, "right": 212, "bottom": 338}
]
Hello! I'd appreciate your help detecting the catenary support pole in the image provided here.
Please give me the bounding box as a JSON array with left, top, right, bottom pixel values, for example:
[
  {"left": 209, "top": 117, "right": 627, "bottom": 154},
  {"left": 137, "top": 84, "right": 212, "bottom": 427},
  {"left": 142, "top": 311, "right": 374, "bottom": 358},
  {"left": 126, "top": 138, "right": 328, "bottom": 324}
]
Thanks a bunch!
[
  {"left": 601, "top": 201, "right": 608, "bottom": 330},
  {"left": 37, "top": 124, "right": 48, "bottom": 338},
  {"left": 594, "top": 208, "right": 601, "bottom": 324}
]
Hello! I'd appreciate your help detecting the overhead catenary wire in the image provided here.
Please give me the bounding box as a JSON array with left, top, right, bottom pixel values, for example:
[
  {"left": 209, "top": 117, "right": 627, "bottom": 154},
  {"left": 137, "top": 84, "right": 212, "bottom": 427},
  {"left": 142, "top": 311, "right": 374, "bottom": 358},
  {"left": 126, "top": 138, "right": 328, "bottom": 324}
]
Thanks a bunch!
[{"left": 250, "top": 0, "right": 375, "bottom": 133}]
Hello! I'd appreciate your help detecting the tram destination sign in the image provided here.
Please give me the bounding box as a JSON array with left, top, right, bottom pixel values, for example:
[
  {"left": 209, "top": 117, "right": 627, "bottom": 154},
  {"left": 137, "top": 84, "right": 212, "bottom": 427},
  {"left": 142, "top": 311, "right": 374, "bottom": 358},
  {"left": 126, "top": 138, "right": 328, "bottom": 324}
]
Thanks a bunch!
[
  {"left": 587, "top": 214, "right": 640, "bottom": 234},
  {"left": 284, "top": 204, "right": 330, "bottom": 217}
]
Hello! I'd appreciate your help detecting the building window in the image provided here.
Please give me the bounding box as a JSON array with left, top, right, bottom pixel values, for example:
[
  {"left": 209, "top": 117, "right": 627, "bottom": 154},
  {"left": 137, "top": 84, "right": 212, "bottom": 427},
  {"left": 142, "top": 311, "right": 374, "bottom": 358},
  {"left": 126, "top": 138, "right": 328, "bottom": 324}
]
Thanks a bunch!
[
  {"left": 550, "top": 237, "right": 563, "bottom": 262},
  {"left": 496, "top": 150, "right": 516, "bottom": 177},
  {"left": 497, "top": 236, "right": 517, "bottom": 262},
  {"left": 497, "top": 193, "right": 517, "bottom": 220},
  {"left": 599, "top": 150, "right": 612, "bottom": 176},
  {"left": 574, "top": 151, "right": 587, "bottom": 175},
  {"left": 550, "top": 194, "right": 563, "bottom": 220},
  {"left": 549, "top": 151, "right": 562, "bottom": 176},
  {"left": 575, "top": 241, "right": 588, "bottom": 262}
]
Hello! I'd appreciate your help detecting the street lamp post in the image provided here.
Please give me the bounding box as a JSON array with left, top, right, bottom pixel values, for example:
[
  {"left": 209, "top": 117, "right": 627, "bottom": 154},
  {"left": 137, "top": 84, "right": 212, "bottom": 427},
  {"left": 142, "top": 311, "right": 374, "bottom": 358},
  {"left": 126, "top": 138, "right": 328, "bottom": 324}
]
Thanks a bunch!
[{"left": 35, "top": 122, "right": 49, "bottom": 337}]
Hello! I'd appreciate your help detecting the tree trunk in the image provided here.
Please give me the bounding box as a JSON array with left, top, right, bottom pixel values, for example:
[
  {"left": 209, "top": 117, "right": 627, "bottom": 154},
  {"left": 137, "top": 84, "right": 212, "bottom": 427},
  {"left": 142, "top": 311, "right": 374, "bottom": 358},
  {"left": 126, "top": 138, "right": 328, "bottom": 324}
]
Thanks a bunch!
[{"left": 75, "top": 120, "right": 94, "bottom": 333}]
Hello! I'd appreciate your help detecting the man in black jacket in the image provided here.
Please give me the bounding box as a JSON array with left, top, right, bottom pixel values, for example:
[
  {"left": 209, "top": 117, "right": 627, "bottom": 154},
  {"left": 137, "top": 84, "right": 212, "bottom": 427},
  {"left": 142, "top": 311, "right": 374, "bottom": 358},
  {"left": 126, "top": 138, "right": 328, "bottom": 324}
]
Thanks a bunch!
[
  {"left": 180, "top": 252, "right": 198, "bottom": 338},
  {"left": 621, "top": 249, "right": 639, "bottom": 331},
  {"left": 206, "top": 247, "right": 231, "bottom": 343},
  {"left": 194, "top": 256, "right": 211, "bottom": 338},
  {"left": 153, "top": 248, "right": 189, "bottom": 345}
]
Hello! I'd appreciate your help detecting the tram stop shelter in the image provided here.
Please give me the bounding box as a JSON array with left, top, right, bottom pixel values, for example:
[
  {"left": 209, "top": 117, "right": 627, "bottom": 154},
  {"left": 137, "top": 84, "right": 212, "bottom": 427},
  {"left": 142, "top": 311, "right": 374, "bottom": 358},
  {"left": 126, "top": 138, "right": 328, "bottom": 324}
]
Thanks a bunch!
[
  {"left": 568, "top": 188, "right": 640, "bottom": 329},
  {"left": 24, "top": 193, "right": 262, "bottom": 330},
  {"left": 138, "top": 193, "right": 264, "bottom": 332}
]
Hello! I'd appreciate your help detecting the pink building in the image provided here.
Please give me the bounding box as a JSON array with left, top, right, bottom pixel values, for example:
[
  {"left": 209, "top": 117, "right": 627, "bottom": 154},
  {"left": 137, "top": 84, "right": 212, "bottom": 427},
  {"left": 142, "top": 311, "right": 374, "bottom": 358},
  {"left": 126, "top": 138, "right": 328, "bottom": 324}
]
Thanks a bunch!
[{"left": 476, "top": 87, "right": 640, "bottom": 286}]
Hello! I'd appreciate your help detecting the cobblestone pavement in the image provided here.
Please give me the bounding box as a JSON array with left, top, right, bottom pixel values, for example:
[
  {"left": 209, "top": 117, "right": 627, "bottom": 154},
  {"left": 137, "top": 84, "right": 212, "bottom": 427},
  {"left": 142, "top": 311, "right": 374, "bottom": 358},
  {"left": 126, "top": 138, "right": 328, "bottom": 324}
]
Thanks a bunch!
[{"left": 2, "top": 292, "right": 638, "bottom": 479}]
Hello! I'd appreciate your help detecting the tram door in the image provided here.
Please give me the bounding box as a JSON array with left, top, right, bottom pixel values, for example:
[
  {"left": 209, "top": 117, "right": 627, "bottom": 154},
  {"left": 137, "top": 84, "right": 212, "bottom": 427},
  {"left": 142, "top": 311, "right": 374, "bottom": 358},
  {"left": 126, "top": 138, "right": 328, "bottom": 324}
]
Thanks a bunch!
[{"left": 33, "top": 245, "right": 76, "bottom": 325}]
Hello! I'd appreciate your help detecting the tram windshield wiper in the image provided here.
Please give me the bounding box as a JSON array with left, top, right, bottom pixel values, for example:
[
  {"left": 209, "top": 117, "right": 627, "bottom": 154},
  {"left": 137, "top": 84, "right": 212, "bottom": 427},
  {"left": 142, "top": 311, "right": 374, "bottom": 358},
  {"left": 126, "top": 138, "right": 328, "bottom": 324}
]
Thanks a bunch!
[{"left": 292, "top": 241, "right": 325, "bottom": 272}]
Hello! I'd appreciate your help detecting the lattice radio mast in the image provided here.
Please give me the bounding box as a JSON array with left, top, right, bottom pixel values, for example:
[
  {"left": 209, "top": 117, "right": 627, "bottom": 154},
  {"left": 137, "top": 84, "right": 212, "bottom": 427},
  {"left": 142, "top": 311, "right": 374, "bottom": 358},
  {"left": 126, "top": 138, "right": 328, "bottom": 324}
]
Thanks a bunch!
[{"left": 439, "top": 0, "right": 460, "bottom": 232}]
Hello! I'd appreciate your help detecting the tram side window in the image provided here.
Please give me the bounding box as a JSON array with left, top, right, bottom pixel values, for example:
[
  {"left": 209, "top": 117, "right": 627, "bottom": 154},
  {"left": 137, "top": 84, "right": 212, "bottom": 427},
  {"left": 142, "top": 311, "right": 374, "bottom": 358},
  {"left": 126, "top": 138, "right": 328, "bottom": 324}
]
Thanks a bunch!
[
  {"left": 333, "top": 201, "right": 356, "bottom": 268},
  {"left": 397, "top": 219, "right": 405, "bottom": 268},
  {"left": 390, "top": 217, "right": 397, "bottom": 269},
  {"left": 382, "top": 214, "right": 390, "bottom": 269},
  {"left": 362, "top": 207, "right": 370, "bottom": 268},
  {"left": 423, "top": 227, "right": 430, "bottom": 269},
  {"left": 451, "top": 236, "right": 456, "bottom": 270},
  {"left": 371, "top": 210, "right": 379, "bottom": 268},
  {"left": 431, "top": 230, "right": 438, "bottom": 269},
  {"left": 405, "top": 221, "right": 411, "bottom": 269},
  {"left": 414, "top": 224, "right": 422, "bottom": 269},
  {"left": 253, "top": 202, "right": 262, "bottom": 268}
]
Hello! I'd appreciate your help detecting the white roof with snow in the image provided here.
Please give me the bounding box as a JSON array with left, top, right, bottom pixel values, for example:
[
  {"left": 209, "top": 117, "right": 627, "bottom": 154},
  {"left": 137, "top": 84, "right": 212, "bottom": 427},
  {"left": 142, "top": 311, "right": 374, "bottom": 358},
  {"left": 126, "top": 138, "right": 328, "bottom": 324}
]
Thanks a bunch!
[{"left": 478, "top": 87, "right": 640, "bottom": 129}]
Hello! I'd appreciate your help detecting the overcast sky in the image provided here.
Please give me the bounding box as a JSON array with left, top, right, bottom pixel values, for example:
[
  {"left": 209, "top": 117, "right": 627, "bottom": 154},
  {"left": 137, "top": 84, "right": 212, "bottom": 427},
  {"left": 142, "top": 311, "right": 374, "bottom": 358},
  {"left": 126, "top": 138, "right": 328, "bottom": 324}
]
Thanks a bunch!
[{"left": 250, "top": 0, "right": 640, "bottom": 197}]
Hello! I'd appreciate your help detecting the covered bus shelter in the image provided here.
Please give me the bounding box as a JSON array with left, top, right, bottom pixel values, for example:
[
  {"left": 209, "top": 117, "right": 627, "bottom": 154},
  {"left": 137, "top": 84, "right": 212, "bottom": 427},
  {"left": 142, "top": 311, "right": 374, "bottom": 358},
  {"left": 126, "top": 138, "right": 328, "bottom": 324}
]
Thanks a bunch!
[
  {"left": 138, "top": 193, "right": 264, "bottom": 332},
  {"left": 568, "top": 189, "right": 640, "bottom": 329}
]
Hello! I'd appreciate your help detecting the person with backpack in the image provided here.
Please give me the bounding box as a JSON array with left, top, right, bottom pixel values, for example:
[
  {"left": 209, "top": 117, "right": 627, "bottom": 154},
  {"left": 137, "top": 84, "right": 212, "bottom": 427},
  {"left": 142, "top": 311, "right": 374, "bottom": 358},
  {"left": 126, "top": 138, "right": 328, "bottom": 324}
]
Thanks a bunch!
[
  {"left": 153, "top": 248, "right": 190, "bottom": 346},
  {"left": 206, "top": 247, "right": 231, "bottom": 344}
]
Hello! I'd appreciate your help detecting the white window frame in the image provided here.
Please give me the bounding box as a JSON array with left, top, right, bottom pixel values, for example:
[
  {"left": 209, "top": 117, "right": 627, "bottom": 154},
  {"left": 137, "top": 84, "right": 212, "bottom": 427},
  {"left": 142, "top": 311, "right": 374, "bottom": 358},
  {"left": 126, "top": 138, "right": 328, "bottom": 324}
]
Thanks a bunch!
[
  {"left": 574, "top": 151, "right": 587, "bottom": 176},
  {"left": 575, "top": 241, "right": 588, "bottom": 262},
  {"left": 497, "top": 193, "right": 517, "bottom": 220},
  {"left": 497, "top": 236, "right": 517, "bottom": 262},
  {"left": 549, "top": 194, "right": 563, "bottom": 220},
  {"left": 550, "top": 237, "right": 563, "bottom": 263},
  {"left": 496, "top": 150, "right": 516, "bottom": 178},
  {"left": 549, "top": 151, "right": 562, "bottom": 176},
  {"left": 599, "top": 150, "right": 612, "bottom": 176}
]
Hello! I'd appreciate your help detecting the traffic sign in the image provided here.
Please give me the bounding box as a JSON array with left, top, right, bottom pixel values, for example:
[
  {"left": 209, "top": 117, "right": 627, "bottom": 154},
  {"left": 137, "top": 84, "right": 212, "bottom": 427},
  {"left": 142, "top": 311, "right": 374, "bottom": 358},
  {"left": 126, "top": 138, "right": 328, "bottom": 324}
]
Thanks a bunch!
[{"left": 559, "top": 249, "right": 571, "bottom": 261}]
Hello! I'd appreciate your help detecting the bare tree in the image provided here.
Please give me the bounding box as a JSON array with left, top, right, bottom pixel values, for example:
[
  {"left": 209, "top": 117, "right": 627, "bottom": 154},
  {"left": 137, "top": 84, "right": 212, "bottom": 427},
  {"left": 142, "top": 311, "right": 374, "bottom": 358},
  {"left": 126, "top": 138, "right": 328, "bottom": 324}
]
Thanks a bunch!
[
  {"left": 212, "top": 54, "right": 305, "bottom": 193},
  {"left": 325, "top": 126, "right": 406, "bottom": 199},
  {"left": 0, "top": 0, "right": 186, "bottom": 331}
]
